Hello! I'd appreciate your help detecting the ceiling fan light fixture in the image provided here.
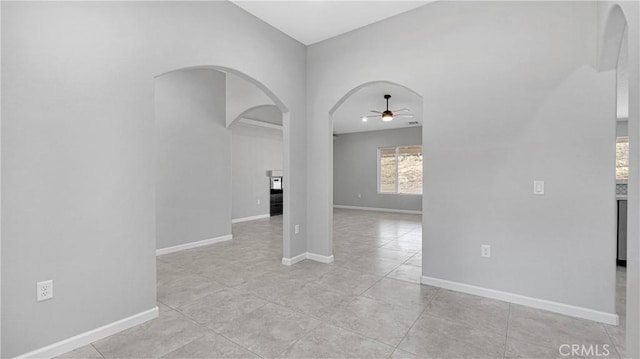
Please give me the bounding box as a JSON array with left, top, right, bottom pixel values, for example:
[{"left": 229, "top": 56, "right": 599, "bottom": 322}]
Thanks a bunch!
[
  {"left": 382, "top": 110, "right": 394, "bottom": 122},
  {"left": 362, "top": 117, "right": 368, "bottom": 122}
]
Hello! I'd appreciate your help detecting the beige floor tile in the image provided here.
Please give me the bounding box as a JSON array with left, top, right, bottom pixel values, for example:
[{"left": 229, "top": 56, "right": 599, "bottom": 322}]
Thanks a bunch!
[
  {"left": 275, "top": 282, "right": 357, "bottom": 321},
  {"left": 158, "top": 272, "right": 226, "bottom": 308},
  {"left": 217, "top": 303, "right": 321, "bottom": 358},
  {"left": 329, "top": 296, "right": 425, "bottom": 346},
  {"left": 507, "top": 305, "right": 614, "bottom": 351},
  {"left": 362, "top": 278, "right": 438, "bottom": 309},
  {"left": 425, "top": 290, "right": 509, "bottom": 335},
  {"left": 277, "top": 323, "right": 394, "bottom": 359},
  {"left": 398, "top": 314, "right": 505, "bottom": 359},
  {"left": 92, "top": 307, "right": 206, "bottom": 358},
  {"left": 178, "top": 288, "right": 268, "bottom": 332},
  {"left": 55, "top": 344, "right": 103, "bottom": 359},
  {"left": 391, "top": 348, "right": 426, "bottom": 359},
  {"left": 311, "top": 267, "right": 383, "bottom": 296},
  {"left": 160, "top": 332, "right": 260, "bottom": 359},
  {"left": 387, "top": 264, "right": 423, "bottom": 284}
]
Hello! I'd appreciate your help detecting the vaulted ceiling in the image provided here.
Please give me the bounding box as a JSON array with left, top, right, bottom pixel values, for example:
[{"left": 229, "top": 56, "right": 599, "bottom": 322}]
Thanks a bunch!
[{"left": 231, "top": 1, "right": 432, "bottom": 45}]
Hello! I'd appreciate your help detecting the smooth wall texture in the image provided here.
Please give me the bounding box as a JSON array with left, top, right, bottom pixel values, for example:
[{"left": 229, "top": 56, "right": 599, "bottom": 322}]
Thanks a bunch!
[
  {"left": 333, "top": 128, "right": 422, "bottom": 211},
  {"left": 600, "top": 1, "right": 640, "bottom": 355},
  {"left": 307, "top": 1, "right": 618, "bottom": 315},
  {"left": 156, "top": 69, "right": 230, "bottom": 250},
  {"left": 1, "top": 2, "right": 307, "bottom": 357},
  {"left": 617, "top": 120, "right": 628, "bottom": 137},
  {"left": 226, "top": 73, "right": 274, "bottom": 128},
  {"left": 232, "top": 124, "right": 283, "bottom": 220}
]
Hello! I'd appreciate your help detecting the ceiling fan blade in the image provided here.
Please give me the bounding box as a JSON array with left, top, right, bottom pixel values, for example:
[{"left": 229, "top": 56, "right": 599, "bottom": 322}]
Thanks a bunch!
[
  {"left": 394, "top": 114, "right": 414, "bottom": 118},
  {"left": 392, "top": 108, "right": 410, "bottom": 113},
  {"left": 370, "top": 110, "right": 383, "bottom": 114},
  {"left": 364, "top": 115, "right": 380, "bottom": 119}
]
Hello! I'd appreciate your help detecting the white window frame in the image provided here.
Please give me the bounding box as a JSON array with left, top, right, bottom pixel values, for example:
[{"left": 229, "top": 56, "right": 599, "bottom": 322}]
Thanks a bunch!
[{"left": 377, "top": 145, "right": 423, "bottom": 195}]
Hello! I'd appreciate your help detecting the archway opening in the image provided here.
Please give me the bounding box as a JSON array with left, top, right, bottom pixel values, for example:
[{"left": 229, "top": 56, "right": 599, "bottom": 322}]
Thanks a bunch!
[
  {"left": 153, "top": 66, "right": 292, "bottom": 298},
  {"left": 598, "top": 4, "right": 631, "bottom": 357},
  {"left": 328, "top": 81, "right": 425, "bottom": 282}
]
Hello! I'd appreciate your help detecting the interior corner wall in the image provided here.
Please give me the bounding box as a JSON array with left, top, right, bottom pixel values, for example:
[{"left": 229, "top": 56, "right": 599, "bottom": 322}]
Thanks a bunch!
[
  {"left": 306, "top": 1, "right": 618, "bottom": 314},
  {"left": 333, "top": 128, "right": 422, "bottom": 212},
  {"left": 155, "top": 69, "right": 230, "bottom": 250},
  {"left": 1, "top": 1, "right": 307, "bottom": 357},
  {"left": 232, "top": 124, "right": 283, "bottom": 220}
]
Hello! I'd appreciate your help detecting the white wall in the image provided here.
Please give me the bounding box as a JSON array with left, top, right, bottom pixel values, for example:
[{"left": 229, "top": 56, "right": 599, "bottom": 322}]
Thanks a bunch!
[
  {"left": 307, "top": 1, "right": 618, "bottom": 317},
  {"left": 333, "top": 128, "right": 422, "bottom": 212},
  {"left": 599, "top": 1, "right": 640, "bottom": 356},
  {"left": 226, "top": 73, "right": 275, "bottom": 128},
  {"left": 1, "top": 2, "right": 307, "bottom": 357},
  {"left": 232, "top": 124, "right": 283, "bottom": 220},
  {"left": 155, "top": 69, "right": 230, "bottom": 250}
]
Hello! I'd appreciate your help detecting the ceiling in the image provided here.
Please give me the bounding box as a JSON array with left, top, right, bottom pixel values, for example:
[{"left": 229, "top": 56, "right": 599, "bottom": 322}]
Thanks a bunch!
[
  {"left": 332, "top": 83, "right": 422, "bottom": 135},
  {"left": 231, "top": 1, "right": 432, "bottom": 45}
]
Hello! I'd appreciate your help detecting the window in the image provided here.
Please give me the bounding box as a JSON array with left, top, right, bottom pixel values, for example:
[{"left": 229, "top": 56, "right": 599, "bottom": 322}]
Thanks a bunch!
[
  {"left": 617, "top": 136, "right": 629, "bottom": 180},
  {"left": 378, "top": 145, "right": 423, "bottom": 194}
]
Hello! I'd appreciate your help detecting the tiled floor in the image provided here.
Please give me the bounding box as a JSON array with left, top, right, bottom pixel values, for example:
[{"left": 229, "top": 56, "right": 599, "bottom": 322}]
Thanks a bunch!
[{"left": 60, "top": 209, "right": 627, "bottom": 359}]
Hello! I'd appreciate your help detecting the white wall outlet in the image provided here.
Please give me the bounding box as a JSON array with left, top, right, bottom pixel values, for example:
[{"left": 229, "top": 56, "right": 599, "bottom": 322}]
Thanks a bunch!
[
  {"left": 533, "top": 180, "right": 545, "bottom": 195},
  {"left": 37, "top": 280, "right": 53, "bottom": 301},
  {"left": 481, "top": 245, "right": 491, "bottom": 258},
  {"left": 294, "top": 224, "right": 300, "bottom": 234},
  {"left": 357, "top": 193, "right": 362, "bottom": 199},
  {"left": 257, "top": 199, "right": 260, "bottom": 205}
]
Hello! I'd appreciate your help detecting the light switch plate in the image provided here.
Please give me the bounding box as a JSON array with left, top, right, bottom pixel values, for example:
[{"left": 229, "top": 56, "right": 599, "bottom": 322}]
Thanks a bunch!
[{"left": 533, "top": 180, "right": 545, "bottom": 195}]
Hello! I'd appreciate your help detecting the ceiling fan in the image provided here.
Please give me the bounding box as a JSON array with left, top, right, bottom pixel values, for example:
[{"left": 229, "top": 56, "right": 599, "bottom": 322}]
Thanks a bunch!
[{"left": 362, "top": 94, "right": 414, "bottom": 122}]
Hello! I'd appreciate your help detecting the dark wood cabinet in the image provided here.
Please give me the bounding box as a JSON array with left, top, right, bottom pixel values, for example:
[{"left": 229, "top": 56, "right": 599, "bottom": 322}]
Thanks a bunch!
[
  {"left": 270, "top": 189, "right": 283, "bottom": 216},
  {"left": 618, "top": 200, "right": 627, "bottom": 266}
]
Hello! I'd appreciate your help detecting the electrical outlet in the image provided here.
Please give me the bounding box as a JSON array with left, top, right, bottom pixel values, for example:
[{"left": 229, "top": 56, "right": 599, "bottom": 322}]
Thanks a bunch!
[
  {"left": 294, "top": 224, "right": 300, "bottom": 234},
  {"left": 481, "top": 245, "right": 491, "bottom": 258},
  {"left": 357, "top": 193, "right": 362, "bottom": 199},
  {"left": 257, "top": 199, "right": 260, "bottom": 205},
  {"left": 37, "top": 280, "right": 53, "bottom": 301}
]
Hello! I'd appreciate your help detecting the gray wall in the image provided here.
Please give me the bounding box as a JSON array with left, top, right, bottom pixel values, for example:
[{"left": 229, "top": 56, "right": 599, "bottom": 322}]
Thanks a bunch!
[
  {"left": 156, "top": 69, "right": 230, "bottom": 250},
  {"left": 617, "top": 120, "right": 628, "bottom": 137},
  {"left": 1, "top": 2, "right": 307, "bottom": 357},
  {"left": 333, "top": 128, "right": 422, "bottom": 211},
  {"left": 306, "top": 1, "right": 618, "bottom": 315},
  {"left": 232, "top": 124, "right": 283, "bottom": 220}
]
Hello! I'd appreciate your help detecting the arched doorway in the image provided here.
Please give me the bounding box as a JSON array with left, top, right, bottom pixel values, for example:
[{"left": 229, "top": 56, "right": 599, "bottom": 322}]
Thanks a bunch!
[
  {"left": 328, "top": 80, "right": 424, "bottom": 280},
  {"left": 597, "top": 3, "right": 636, "bottom": 357},
  {"left": 153, "top": 65, "right": 293, "bottom": 268}
]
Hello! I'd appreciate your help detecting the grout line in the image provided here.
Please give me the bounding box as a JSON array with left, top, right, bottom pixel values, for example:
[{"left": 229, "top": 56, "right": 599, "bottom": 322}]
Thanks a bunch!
[
  {"left": 602, "top": 323, "right": 623, "bottom": 359},
  {"left": 90, "top": 343, "right": 105, "bottom": 359},
  {"left": 503, "top": 303, "right": 511, "bottom": 358},
  {"left": 389, "top": 288, "right": 438, "bottom": 357},
  {"left": 161, "top": 298, "right": 266, "bottom": 359}
]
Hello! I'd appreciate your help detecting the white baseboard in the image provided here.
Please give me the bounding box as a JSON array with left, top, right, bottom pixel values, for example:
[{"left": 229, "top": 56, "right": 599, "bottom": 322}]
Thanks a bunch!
[
  {"left": 232, "top": 214, "right": 270, "bottom": 224},
  {"left": 282, "top": 252, "right": 335, "bottom": 266},
  {"left": 421, "top": 276, "right": 619, "bottom": 325},
  {"left": 333, "top": 205, "right": 421, "bottom": 215},
  {"left": 282, "top": 252, "right": 307, "bottom": 266},
  {"left": 306, "top": 252, "right": 335, "bottom": 264},
  {"left": 15, "top": 306, "right": 159, "bottom": 359},
  {"left": 156, "top": 235, "right": 232, "bottom": 256}
]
